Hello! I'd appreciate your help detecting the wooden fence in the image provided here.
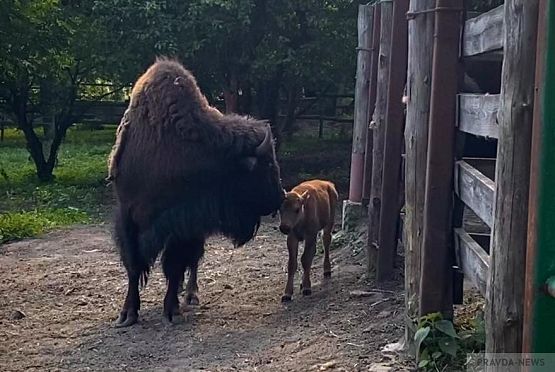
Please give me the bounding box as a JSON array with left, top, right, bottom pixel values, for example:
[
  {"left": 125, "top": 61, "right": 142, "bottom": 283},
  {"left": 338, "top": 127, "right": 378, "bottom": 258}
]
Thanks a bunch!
[{"left": 349, "top": 0, "right": 553, "bottom": 361}]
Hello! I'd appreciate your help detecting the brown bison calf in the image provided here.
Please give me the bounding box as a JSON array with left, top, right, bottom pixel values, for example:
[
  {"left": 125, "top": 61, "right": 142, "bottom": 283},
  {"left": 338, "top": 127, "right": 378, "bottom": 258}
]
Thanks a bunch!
[{"left": 278, "top": 180, "right": 338, "bottom": 302}]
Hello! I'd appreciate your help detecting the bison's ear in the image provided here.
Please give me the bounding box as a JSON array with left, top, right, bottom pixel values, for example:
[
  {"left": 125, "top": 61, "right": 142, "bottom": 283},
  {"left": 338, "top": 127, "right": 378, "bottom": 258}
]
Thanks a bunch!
[
  {"left": 301, "top": 191, "right": 311, "bottom": 204},
  {"left": 240, "top": 156, "right": 257, "bottom": 172}
]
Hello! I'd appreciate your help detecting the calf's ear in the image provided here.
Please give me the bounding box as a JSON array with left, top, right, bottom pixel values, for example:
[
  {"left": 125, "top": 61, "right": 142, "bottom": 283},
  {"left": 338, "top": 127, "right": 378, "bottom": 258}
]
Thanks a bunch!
[{"left": 239, "top": 156, "right": 257, "bottom": 171}]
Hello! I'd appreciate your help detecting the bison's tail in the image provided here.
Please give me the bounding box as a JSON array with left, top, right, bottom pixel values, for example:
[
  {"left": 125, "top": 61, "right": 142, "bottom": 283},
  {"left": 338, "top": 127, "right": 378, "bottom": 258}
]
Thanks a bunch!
[{"left": 113, "top": 206, "right": 151, "bottom": 287}]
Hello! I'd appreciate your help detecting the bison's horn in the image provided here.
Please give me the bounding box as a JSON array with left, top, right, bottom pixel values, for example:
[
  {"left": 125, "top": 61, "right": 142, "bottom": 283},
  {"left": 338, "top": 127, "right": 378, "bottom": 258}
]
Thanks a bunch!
[{"left": 255, "top": 127, "right": 273, "bottom": 156}]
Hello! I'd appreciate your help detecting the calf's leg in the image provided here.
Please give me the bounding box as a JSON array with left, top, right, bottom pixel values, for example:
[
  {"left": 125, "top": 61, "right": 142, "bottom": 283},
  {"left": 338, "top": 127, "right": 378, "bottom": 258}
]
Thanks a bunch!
[
  {"left": 300, "top": 234, "right": 317, "bottom": 296},
  {"left": 282, "top": 234, "right": 299, "bottom": 302}
]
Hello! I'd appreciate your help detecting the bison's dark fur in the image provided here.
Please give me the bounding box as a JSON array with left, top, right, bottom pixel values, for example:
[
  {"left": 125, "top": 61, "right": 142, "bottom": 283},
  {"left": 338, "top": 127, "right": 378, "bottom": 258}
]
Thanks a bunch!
[{"left": 109, "top": 58, "right": 285, "bottom": 327}]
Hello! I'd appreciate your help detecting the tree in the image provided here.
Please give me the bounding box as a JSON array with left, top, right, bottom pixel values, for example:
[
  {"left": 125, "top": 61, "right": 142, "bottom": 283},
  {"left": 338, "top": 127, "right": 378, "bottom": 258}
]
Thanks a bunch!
[
  {"left": 0, "top": 0, "right": 121, "bottom": 181},
  {"left": 92, "top": 0, "right": 357, "bottom": 147}
]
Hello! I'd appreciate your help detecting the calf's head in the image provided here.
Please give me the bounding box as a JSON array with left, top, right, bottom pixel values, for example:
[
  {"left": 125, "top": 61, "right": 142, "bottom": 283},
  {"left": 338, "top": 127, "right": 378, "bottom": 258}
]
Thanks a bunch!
[{"left": 278, "top": 190, "right": 310, "bottom": 235}]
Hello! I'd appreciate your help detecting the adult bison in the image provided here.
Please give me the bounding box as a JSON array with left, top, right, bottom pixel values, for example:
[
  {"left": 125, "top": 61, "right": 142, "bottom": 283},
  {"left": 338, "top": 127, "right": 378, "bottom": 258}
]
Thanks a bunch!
[{"left": 107, "top": 58, "right": 285, "bottom": 327}]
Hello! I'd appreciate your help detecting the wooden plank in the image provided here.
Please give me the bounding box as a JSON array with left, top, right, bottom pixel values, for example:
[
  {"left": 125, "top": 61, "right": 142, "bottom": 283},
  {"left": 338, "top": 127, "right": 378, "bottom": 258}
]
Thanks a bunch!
[
  {"left": 418, "top": 0, "right": 463, "bottom": 318},
  {"left": 377, "top": 0, "right": 409, "bottom": 282},
  {"left": 403, "top": 0, "right": 435, "bottom": 340},
  {"left": 348, "top": 4, "right": 374, "bottom": 203},
  {"left": 457, "top": 94, "right": 500, "bottom": 138},
  {"left": 455, "top": 228, "right": 490, "bottom": 297},
  {"left": 362, "top": 4, "right": 382, "bottom": 208},
  {"left": 486, "top": 0, "right": 539, "bottom": 361},
  {"left": 462, "top": 5, "right": 504, "bottom": 57},
  {"left": 367, "top": 0, "right": 393, "bottom": 268},
  {"left": 463, "top": 157, "right": 496, "bottom": 181},
  {"left": 454, "top": 161, "right": 495, "bottom": 228},
  {"left": 463, "top": 206, "right": 491, "bottom": 235}
]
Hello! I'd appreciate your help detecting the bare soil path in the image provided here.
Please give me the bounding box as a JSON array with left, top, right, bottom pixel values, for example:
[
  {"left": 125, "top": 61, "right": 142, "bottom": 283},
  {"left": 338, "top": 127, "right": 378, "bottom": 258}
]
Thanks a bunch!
[{"left": 0, "top": 219, "right": 412, "bottom": 372}]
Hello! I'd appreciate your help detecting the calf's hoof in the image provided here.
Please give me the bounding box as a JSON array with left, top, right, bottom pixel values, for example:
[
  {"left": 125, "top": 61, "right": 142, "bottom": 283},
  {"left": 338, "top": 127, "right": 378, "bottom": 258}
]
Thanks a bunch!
[
  {"left": 114, "top": 309, "right": 138, "bottom": 328},
  {"left": 324, "top": 271, "right": 332, "bottom": 279},
  {"left": 186, "top": 293, "right": 200, "bottom": 306},
  {"left": 281, "top": 294, "right": 292, "bottom": 302},
  {"left": 302, "top": 288, "right": 312, "bottom": 296}
]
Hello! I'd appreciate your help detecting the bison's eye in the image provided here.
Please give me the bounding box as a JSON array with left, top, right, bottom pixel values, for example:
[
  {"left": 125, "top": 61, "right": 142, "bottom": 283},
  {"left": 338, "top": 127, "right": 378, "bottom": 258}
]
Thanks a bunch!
[{"left": 295, "top": 208, "right": 300, "bottom": 214}]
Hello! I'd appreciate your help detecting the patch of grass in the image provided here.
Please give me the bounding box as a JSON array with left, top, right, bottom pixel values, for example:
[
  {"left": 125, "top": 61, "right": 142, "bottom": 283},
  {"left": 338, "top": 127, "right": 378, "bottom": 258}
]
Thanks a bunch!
[
  {"left": 0, "top": 126, "right": 116, "bottom": 243},
  {"left": 0, "top": 208, "right": 90, "bottom": 243}
]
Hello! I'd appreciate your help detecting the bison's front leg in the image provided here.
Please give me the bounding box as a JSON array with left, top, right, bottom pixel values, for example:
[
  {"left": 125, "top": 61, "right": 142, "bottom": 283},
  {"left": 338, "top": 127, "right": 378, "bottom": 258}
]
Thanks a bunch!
[
  {"left": 282, "top": 234, "right": 299, "bottom": 302},
  {"left": 115, "top": 269, "right": 141, "bottom": 327}
]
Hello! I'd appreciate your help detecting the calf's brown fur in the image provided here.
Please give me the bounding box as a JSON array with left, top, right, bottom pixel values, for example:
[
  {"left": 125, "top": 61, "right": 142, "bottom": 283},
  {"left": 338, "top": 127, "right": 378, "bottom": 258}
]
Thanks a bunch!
[{"left": 278, "top": 180, "right": 338, "bottom": 301}]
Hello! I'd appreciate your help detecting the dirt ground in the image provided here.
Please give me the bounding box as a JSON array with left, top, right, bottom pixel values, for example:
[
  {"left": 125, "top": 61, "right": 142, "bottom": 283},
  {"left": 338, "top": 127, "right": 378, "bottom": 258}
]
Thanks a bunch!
[{"left": 0, "top": 218, "right": 414, "bottom": 372}]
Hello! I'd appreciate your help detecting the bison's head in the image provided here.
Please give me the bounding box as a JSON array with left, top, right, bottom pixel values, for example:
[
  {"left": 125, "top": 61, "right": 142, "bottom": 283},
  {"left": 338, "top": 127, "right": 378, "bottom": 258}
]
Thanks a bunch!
[{"left": 235, "top": 126, "right": 285, "bottom": 217}]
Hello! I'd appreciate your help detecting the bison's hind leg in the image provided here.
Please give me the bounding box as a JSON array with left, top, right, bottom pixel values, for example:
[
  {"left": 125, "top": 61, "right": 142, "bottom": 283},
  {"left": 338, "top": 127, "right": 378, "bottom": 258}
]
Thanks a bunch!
[
  {"left": 113, "top": 208, "right": 143, "bottom": 328},
  {"left": 161, "top": 236, "right": 185, "bottom": 322},
  {"left": 184, "top": 238, "right": 204, "bottom": 306}
]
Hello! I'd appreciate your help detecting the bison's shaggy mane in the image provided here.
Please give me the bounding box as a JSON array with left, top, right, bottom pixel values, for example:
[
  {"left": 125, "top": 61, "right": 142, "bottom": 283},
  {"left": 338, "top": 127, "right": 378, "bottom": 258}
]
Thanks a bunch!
[{"left": 107, "top": 57, "right": 271, "bottom": 182}]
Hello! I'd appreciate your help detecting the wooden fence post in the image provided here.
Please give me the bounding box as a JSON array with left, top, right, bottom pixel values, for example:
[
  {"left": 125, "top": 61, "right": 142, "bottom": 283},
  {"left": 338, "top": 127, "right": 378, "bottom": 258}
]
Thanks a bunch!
[
  {"left": 418, "top": 0, "right": 463, "bottom": 318},
  {"left": 362, "top": 4, "right": 382, "bottom": 209},
  {"left": 403, "top": 0, "right": 435, "bottom": 339},
  {"left": 348, "top": 4, "right": 374, "bottom": 203},
  {"left": 523, "top": 0, "right": 554, "bottom": 358},
  {"left": 485, "top": 0, "right": 539, "bottom": 361},
  {"left": 367, "top": 0, "right": 393, "bottom": 272},
  {"left": 376, "top": 0, "right": 409, "bottom": 283}
]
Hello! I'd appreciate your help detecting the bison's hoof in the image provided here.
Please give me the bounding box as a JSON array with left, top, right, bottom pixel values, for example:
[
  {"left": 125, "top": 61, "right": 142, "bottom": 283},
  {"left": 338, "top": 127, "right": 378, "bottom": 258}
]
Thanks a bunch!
[
  {"left": 186, "top": 293, "right": 199, "bottom": 306},
  {"left": 324, "top": 271, "right": 332, "bottom": 278},
  {"left": 281, "top": 294, "right": 292, "bottom": 303},
  {"left": 114, "top": 309, "right": 138, "bottom": 328},
  {"left": 163, "top": 305, "right": 181, "bottom": 323},
  {"left": 302, "top": 288, "right": 312, "bottom": 296}
]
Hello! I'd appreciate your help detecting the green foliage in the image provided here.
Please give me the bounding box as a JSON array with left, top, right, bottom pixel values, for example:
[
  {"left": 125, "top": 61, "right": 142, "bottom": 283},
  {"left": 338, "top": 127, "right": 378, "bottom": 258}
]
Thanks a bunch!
[
  {"left": 414, "top": 312, "right": 486, "bottom": 371},
  {"left": 0, "top": 127, "right": 114, "bottom": 243},
  {"left": 0, "top": 209, "right": 89, "bottom": 244},
  {"left": 91, "top": 0, "right": 357, "bottom": 99}
]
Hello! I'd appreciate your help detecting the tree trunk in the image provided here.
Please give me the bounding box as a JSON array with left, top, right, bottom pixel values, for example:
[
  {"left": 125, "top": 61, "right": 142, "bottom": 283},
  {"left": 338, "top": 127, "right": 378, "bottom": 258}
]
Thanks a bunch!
[
  {"left": 256, "top": 72, "right": 282, "bottom": 150},
  {"left": 238, "top": 80, "right": 252, "bottom": 114},
  {"left": 282, "top": 85, "right": 301, "bottom": 139},
  {"left": 224, "top": 73, "right": 239, "bottom": 113}
]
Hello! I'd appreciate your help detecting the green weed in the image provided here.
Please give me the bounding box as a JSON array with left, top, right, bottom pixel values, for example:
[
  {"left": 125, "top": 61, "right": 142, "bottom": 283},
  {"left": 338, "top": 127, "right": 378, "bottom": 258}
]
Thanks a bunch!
[{"left": 0, "top": 126, "right": 115, "bottom": 243}]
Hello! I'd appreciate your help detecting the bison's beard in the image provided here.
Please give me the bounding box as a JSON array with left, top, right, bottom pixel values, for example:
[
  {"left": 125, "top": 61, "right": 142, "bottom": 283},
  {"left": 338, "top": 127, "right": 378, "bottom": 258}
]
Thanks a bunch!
[{"left": 135, "top": 189, "right": 262, "bottom": 269}]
